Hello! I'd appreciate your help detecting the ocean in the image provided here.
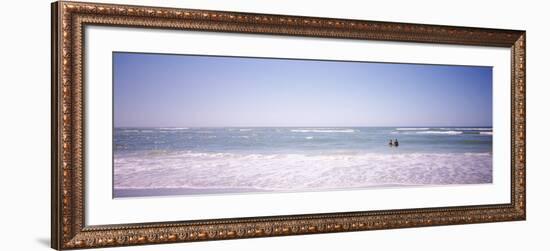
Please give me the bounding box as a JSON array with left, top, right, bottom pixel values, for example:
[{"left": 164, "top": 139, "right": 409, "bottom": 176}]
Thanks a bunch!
[{"left": 113, "top": 127, "right": 492, "bottom": 197}]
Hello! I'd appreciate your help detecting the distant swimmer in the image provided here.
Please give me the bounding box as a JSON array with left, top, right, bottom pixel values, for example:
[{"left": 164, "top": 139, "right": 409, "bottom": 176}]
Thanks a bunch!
[
  {"left": 394, "top": 139, "right": 399, "bottom": 147},
  {"left": 389, "top": 139, "right": 393, "bottom": 147}
]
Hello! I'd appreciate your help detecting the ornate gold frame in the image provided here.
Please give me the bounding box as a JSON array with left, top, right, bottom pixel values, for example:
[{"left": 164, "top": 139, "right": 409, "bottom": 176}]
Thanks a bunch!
[{"left": 51, "top": 1, "right": 526, "bottom": 249}]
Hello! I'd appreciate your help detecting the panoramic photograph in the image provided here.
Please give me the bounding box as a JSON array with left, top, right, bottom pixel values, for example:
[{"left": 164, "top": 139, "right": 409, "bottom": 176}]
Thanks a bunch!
[{"left": 112, "top": 52, "right": 493, "bottom": 198}]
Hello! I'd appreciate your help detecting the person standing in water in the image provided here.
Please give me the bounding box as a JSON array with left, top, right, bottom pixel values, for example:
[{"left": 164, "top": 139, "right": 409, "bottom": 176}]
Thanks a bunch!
[
  {"left": 394, "top": 139, "right": 399, "bottom": 147},
  {"left": 389, "top": 139, "right": 393, "bottom": 147}
]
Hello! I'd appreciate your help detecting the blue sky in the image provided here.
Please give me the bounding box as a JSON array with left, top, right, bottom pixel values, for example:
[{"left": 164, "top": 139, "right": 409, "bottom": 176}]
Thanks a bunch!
[{"left": 113, "top": 52, "right": 492, "bottom": 127}]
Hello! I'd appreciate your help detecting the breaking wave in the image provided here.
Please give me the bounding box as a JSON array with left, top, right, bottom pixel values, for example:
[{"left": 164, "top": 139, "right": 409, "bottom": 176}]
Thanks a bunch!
[
  {"left": 396, "top": 127, "right": 491, "bottom": 131},
  {"left": 395, "top": 128, "right": 430, "bottom": 131},
  {"left": 416, "top": 131, "right": 463, "bottom": 135},
  {"left": 291, "top": 128, "right": 355, "bottom": 133}
]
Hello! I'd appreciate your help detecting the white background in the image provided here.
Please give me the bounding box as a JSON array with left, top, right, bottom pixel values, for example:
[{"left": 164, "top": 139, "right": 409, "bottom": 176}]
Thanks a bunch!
[{"left": 0, "top": 0, "right": 548, "bottom": 250}]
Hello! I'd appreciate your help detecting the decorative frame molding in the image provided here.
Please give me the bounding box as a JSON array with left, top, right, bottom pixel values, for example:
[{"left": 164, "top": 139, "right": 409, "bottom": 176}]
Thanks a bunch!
[{"left": 51, "top": 1, "right": 526, "bottom": 249}]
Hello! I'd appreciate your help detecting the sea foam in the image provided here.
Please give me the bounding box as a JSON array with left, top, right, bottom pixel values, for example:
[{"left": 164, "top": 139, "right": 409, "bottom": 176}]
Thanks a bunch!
[
  {"left": 291, "top": 128, "right": 355, "bottom": 133},
  {"left": 395, "top": 128, "right": 430, "bottom": 131},
  {"left": 114, "top": 151, "right": 492, "bottom": 193},
  {"left": 416, "top": 131, "right": 463, "bottom": 135},
  {"left": 396, "top": 127, "right": 492, "bottom": 131}
]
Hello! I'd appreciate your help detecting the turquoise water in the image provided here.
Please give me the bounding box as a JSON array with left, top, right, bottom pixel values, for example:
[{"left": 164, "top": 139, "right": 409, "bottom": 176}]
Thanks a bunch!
[
  {"left": 113, "top": 127, "right": 492, "bottom": 197},
  {"left": 114, "top": 127, "right": 492, "bottom": 155}
]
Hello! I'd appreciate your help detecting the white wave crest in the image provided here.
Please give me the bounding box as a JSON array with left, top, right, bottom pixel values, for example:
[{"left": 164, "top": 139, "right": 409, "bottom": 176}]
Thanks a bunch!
[
  {"left": 437, "top": 128, "right": 492, "bottom": 131},
  {"left": 396, "top": 127, "right": 491, "bottom": 131},
  {"left": 395, "top": 128, "right": 430, "bottom": 131},
  {"left": 416, "top": 131, "right": 463, "bottom": 135},
  {"left": 291, "top": 128, "right": 355, "bottom": 133},
  {"left": 158, "top": 127, "right": 189, "bottom": 130},
  {"left": 120, "top": 130, "right": 139, "bottom": 133},
  {"left": 479, "top": 131, "right": 493, "bottom": 135}
]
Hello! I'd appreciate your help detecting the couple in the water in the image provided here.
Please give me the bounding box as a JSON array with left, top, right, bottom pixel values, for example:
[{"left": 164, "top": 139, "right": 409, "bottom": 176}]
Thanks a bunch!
[{"left": 389, "top": 139, "right": 399, "bottom": 147}]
